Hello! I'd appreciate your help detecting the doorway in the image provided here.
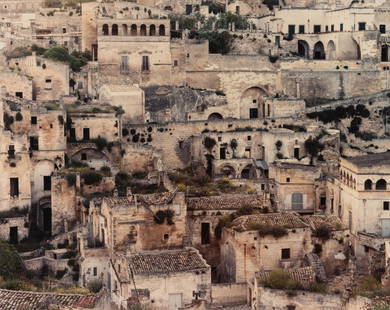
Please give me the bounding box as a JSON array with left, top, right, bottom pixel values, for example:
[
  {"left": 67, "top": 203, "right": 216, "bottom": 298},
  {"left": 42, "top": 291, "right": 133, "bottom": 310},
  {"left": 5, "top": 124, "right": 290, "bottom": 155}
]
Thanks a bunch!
[
  {"left": 9, "top": 226, "right": 18, "bottom": 244},
  {"left": 43, "top": 207, "right": 52, "bottom": 235}
]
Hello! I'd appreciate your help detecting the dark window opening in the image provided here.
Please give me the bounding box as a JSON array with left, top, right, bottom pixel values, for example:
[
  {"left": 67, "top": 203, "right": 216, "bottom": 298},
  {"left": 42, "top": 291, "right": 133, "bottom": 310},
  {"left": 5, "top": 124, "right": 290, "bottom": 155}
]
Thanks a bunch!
[
  {"left": 294, "top": 147, "right": 300, "bottom": 159},
  {"left": 298, "top": 25, "right": 305, "bottom": 34},
  {"left": 249, "top": 108, "right": 258, "bottom": 119},
  {"left": 9, "top": 226, "right": 18, "bottom": 244},
  {"left": 358, "top": 22, "right": 366, "bottom": 31},
  {"left": 163, "top": 233, "right": 169, "bottom": 240},
  {"left": 44, "top": 176, "right": 51, "bottom": 191},
  {"left": 83, "top": 128, "right": 90, "bottom": 140},
  {"left": 93, "top": 267, "right": 97, "bottom": 276},
  {"left": 201, "top": 222, "right": 210, "bottom": 244},
  {"left": 247, "top": 136, "right": 252, "bottom": 141},
  {"left": 313, "top": 25, "right": 321, "bottom": 33},
  {"left": 29, "top": 136, "right": 39, "bottom": 151},
  {"left": 384, "top": 201, "right": 389, "bottom": 211},
  {"left": 31, "top": 116, "right": 37, "bottom": 125},
  {"left": 10, "top": 177, "right": 19, "bottom": 197},
  {"left": 8, "top": 145, "right": 15, "bottom": 159},
  {"left": 281, "top": 248, "right": 291, "bottom": 259},
  {"left": 220, "top": 147, "right": 226, "bottom": 160},
  {"left": 185, "top": 4, "right": 192, "bottom": 14},
  {"left": 142, "top": 55, "right": 150, "bottom": 71},
  {"left": 380, "top": 24, "right": 386, "bottom": 34},
  {"left": 287, "top": 306, "right": 296, "bottom": 310},
  {"left": 173, "top": 60, "right": 178, "bottom": 66},
  {"left": 15, "top": 92, "right": 23, "bottom": 98},
  {"left": 331, "top": 25, "right": 334, "bottom": 32},
  {"left": 43, "top": 207, "right": 52, "bottom": 235},
  {"left": 70, "top": 128, "right": 76, "bottom": 140},
  {"left": 340, "top": 23, "right": 344, "bottom": 31},
  {"left": 112, "top": 24, "right": 118, "bottom": 36},
  {"left": 382, "top": 45, "right": 389, "bottom": 62},
  {"left": 81, "top": 153, "right": 87, "bottom": 160},
  {"left": 286, "top": 177, "right": 290, "bottom": 183},
  {"left": 288, "top": 25, "right": 295, "bottom": 38},
  {"left": 320, "top": 196, "right": 326, "bottom": 209}
]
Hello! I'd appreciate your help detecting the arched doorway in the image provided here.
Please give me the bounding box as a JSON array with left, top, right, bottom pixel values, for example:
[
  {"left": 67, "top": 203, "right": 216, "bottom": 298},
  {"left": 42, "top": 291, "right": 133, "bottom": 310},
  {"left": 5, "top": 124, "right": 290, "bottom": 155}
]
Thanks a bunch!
[
  {"left": 130, "top": 24, "right": 137, "bottom": 36},
  {"left": 241, "top": 164, "right": 255, "bottom": 179},
  {"left": 313, "top": 41, "right": 326, "bottom": 60},
  {"left": 112, "top": 24, "right": 118, "bottom": 36},
  {"left": 140, "top": 24, "right": 147, "bottom": 36},
  {"left": 221, "top": 165, "right": 236, "bottom": 178},
  {"left": 122, "top": 24, "right": 128, "bottom": 35},
  {"left": 150, "top": 24, "right": 156, "bottom": 36},
  {"left": 298, "top": 40, "right": 309, "bottom": 58},
  {"left": 240, "top": 87, "right": 267, "bottom": 118},
  {"left": 327, "top": 40, "right": 336, "bottom": 60},
  {"left": 102, "top": 24, "right": 109, "bottom": 36},
  {"left": 208, "top": 113, "right": 223, "bottom": 120},
  {"left": 159, "top": 24, "right": 166, "bottom": 36}
]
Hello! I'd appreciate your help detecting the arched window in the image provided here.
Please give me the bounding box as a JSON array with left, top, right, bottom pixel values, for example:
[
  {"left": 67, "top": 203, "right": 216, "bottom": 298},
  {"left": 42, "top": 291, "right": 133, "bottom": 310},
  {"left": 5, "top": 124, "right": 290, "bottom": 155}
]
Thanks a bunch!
[
  {"left": 150, "top": 24, "right": 156, "bottom": 36},
  {"left": 102, "top": 24, "right": 109, "bottom": 36},
  {"left": 122, "top": 24, "right": 128, "bottom": 35},
  {"left": 376, "top": 179, "right": 387, "bottom": 190},
  {"left": 131, "top": 24, "right": 137, "bottom": 36},
  {"left": 292, "top": 193, "right": 303, "bottom": 210},
  {"left": 208, "top": 113, "right": 223, "bottom": 120},
  {"left": 112, "top": 24, "right": 118, "bottom": 36},
  {"left": 140, "top": 24, "right": 147, "bottom": 36},
  {"left": 298, "top": 40, "right": 309, "bottom": 58},
  {"left": 159, "top": 24, "right": 166, "bottom": 36},
  {"left": 364, "top": 179, "right": 372, "bottom": 190}
]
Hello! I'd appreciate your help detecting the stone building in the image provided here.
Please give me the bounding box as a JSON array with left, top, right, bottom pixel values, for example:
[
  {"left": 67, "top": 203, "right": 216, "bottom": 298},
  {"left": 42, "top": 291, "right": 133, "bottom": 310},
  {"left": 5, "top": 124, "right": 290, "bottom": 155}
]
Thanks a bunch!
[{"left": 110, "top": 248, "right": 211, "bottom": 310}]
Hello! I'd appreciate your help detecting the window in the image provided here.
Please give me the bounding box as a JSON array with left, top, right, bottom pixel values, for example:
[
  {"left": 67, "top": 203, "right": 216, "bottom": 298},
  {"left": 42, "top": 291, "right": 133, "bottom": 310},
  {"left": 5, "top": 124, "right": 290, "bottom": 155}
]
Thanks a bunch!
[
  {"left": 201, "top": 223, "right": 210, "bottom": 244},
  {"left": 340, "top": 23, "right": 344, "bottom": 31},
  {"left": 358, "top": 22, "right": 366, "bottom": 31},
  {"left": 102, "top": 24, "right": 109, "bottom": 35},
  {"left": 298, "top": 25, "right": 305, "bottom": 34},
  {"left": 45, "top": 78, "right": 52, "bottom": 90},
  {"left": 286, "top": 177, "right": 290, "bottom": 183},
  {"left": 43, "top": 176, "right": 51, "bottom": 191},
  {"left": 70, "top": 128, "right": 76, "bottom": 140},
  {"left": 29, "top": 136, "right": 39, "bottom": 151},
  {"left": 288, "top": 25, "right": 295, "bottom": 37},
  {"left": 376, "top": 179, "right": 387, "bottom": 190},
  {"left": 10, "top": 178, "right": 19, "bottom": 197},
  {"left": 83, "top": 128, "right": 90, "bottom": 140},
  {"left": 294, "top": 147, "right": 300, "bottom": 159},
  {"left": 281, "top": 248, "right": 290, "bottom": 259},
  {"left": 364, "top": 245, "right": 369, "bottom": 253},
  {"left": 292, "top": 193, "right": 303, "bottom": 210},
  {"left": 236, "top": 5, "right": 240, "bottom": 15},
  {"left": 364, "top": 179, "right": 372, "bottom": 190},
  {"left": 325, "top": 25, "right": 329, "bottom": 32},
  {"left": 163, "top": 233, "right": 169, "bottom": 240},
  {"left": 142, "top": 55, "right": 149, "bottom": 72},
  {"left": 331, "top": 24, "right": 334, "bottom": 32},
  {"left": 120, "top": 55, "right": 129, "bottom": 73},
  {"left": 380, "top": 24, "right": 386, "bottom": 34},
  {"left": 8, "top": 145, "right": 15, "bottom": 159},
  {"left": 62, "top": 28, "right": 66, "bottom": 33},
  {"left": 287, "top": 306, "right": 296, "bottom": 310},
  {"left": 220, "top": 147, "right": 226, "bottom": 160},
  {"left": 81, "top": 153, "right": 87, "bottom": 160},
  {"left": 247, "top": 136, "right": 252, "bottom": 141},
  {"left": 313, "top": 25, "right": 321, "bottom": 33},
  {"left": 15, "top": 92, "right": 23, "bottom": 98},
  {"left": 249, "top": 108, "right": 258, "bottom": 119},
  {"left": 252, "top": 99, "right": 257, "bottom": 104},
  {"left": 31, "top": 116, "right": 37, "bottom": 125},
  {"left": 173, "top": 60, "right": 178, "bottom": 66},
  {"left": 320, "top": 196, "right": 326, "bottom": 207},
  {"left": 93, "top": 267, "right": 97, "bottom": 276},
  {"left": 384, "top": 201, "right": 390, "bottom": 211}
]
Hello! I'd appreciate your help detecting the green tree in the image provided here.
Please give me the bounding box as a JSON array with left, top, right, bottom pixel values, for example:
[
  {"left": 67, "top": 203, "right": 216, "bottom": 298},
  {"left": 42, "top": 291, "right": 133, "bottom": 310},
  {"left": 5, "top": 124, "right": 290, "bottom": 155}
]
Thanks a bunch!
[{"left": 0, "top": 240, "right": 24, "bottom": 280}]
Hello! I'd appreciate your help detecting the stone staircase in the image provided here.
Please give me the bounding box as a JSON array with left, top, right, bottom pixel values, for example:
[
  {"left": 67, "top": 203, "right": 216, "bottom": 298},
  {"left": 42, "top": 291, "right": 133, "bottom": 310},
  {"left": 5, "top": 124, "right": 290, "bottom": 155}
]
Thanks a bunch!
[{"left": 305, "top": 253, "right": 327, "bottom": 282}]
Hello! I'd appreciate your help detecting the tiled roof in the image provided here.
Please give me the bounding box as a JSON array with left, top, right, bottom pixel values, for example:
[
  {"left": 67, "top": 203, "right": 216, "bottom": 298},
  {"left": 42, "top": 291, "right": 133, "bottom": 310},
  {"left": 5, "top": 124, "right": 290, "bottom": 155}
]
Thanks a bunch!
[
  {"left": 301, "top": 215, "right": 344, "bottom": 231},
  {"left": 103, "top": 197, "right": 134, "bottom": 208},
  {"left": 232, "top": 212, "right": 308, "bottom": 231},
  {"left": 346, "top": 152, "right": 390, "bottom": 167},
  {"left": 187, "top": 194, "right": 262, "bottom": 211},
  {"left": 136, "top": 192, "right": 176, "bottom": 206},
  {"left": 256, "top": 267, "right": 316, "bottom": 287},
  {"left": 128, "top": 248, "right": 209, "bottom": 275},
  {"left": 0, "top": 289, "right": 99, "bottom": 310}
]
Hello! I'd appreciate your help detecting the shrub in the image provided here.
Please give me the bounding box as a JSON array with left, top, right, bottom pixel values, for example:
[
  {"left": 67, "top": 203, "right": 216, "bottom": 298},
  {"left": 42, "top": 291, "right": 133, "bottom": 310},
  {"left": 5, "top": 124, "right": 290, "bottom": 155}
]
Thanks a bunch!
[
  {"left": 65, "top": 173, "right": 76, "bottom": 186},
  {"left": 1, "top": 280, "right": 34, "bottom": 291},
  {"left": 236, "top": 205, "right": 254, "bottom": 216},
  {"left": 0, "top": 241, "right": 24, "bottom": 280},
  {"left": 262, "top": 270, "right": 302, "bottom": 290},
  {"left": 215, "top": 214, "right": 235, "bottom": 239},
  {"left": 204, "top": 136, "right": 217, "bottom": 150},
  {"left": 248, "top": 222, "right": 288, "bottom": 238},
  {"left": 87, "top": 279, "right": 103, "bottom": 293},
  {"left": 100, "top": 166, "right": 111, "bottom": 176},
  {"left": 3, "top": 113, "right": 14, "bottom": 130},
  {"left": 91, "top": 137, "right": 107, "bottom": 150},
  {"left": 115, "top": 172, "right": 132, "bottom": 196},
  {"left": 154, "top": 209, "right": 175, "bottom": 225},
  {"left": 81, "top": 172, "right": 102, "bottom": 185},
  {"left": 313, "top": 224, "right": 332, "bottom": 240}
]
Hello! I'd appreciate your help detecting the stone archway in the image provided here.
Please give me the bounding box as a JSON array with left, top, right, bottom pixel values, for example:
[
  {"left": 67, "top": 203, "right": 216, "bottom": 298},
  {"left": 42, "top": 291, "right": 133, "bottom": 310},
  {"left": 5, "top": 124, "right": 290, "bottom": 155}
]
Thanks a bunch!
[
  {"left": 313, "top": 41, "right": 326, "bottom": 60},
  {"left": 240, "top": 87, "right": 267, "bottom": 119},
  {"left": 220, "top": 165, "right": 236, "bottom": 178},
  {"left": 327, "top": 40, "right": 336, "bottom": 60},
  {"left": 208, "top": 112, "right": 223, "bottom": 120},
  {"left": 298, "top": 40, "right": 309, "bottom": 58}
]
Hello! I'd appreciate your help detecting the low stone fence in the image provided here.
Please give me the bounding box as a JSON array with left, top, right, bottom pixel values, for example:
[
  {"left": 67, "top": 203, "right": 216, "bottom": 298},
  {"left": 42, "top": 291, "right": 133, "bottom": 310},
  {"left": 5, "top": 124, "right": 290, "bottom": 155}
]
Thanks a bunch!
[{"left": 211, "top": 282, "right": 247, "bottom": 305}]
